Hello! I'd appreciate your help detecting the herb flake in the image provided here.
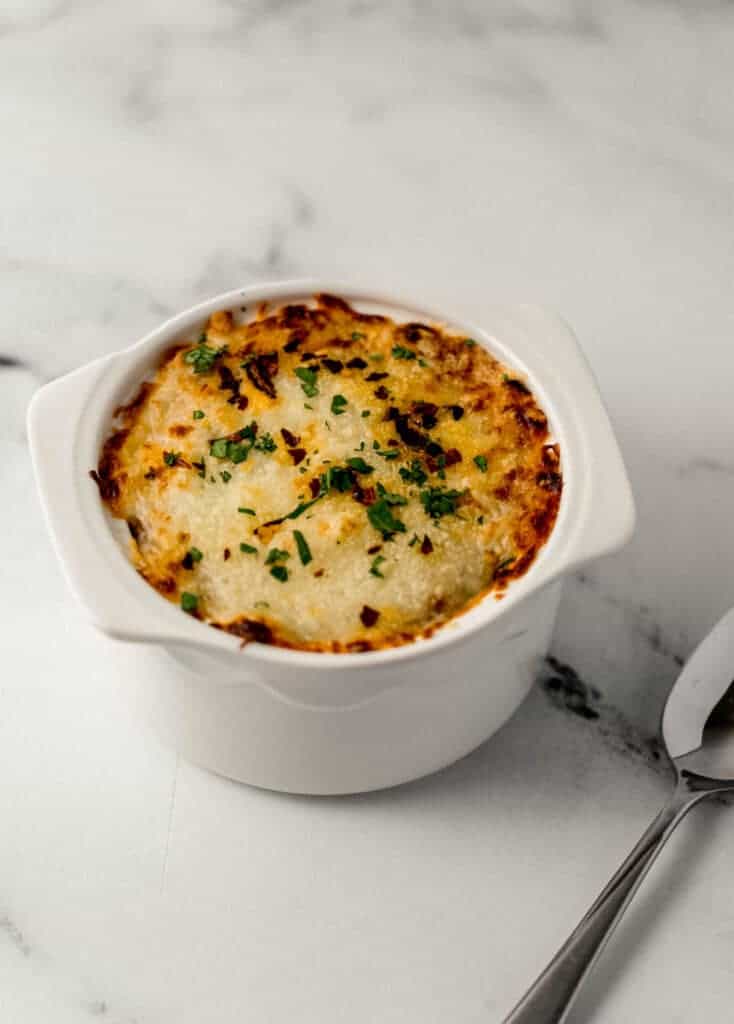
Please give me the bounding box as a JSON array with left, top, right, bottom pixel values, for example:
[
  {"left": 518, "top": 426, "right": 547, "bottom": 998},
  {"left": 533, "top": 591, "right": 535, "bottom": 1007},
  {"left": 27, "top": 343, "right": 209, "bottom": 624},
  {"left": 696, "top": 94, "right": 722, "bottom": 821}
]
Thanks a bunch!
[
  {"left": 419, "top": 486, "right": 463, "bottom": 519},
  {"left": 265, "top": 548, "right": 290, "bottom": 566},
  {"left": 293, "top": 530, "right": 312, "bottom": 566},
  {"left": 295, "top": 365, "right": 319, "bottom": 397},
  {"left": 367, "top": 499, "right": 406, "bottom": 538},
  {"left": 369, "top": 554, "right": 386, "bottom": 578},
  {"left": 184, "top": 343, "right": 225, "bottom": 374},
  {"left": 330, "top": 394, "right": 348, "bottom": 416}
]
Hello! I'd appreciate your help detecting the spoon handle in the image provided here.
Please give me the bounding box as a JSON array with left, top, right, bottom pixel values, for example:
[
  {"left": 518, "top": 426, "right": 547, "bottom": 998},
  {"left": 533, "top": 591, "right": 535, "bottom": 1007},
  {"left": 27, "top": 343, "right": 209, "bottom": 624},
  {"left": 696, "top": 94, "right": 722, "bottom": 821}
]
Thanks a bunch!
[{"left": 502, "top": 778, "right": 706, "bottom": 1024}]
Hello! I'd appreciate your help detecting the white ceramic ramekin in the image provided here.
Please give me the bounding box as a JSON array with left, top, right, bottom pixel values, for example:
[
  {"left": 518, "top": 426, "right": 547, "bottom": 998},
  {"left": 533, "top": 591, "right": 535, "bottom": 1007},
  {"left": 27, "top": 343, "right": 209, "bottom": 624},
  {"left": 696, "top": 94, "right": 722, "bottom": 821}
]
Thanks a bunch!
[{"left": 28, "top": 281, "right": 634, "bottom": 794}]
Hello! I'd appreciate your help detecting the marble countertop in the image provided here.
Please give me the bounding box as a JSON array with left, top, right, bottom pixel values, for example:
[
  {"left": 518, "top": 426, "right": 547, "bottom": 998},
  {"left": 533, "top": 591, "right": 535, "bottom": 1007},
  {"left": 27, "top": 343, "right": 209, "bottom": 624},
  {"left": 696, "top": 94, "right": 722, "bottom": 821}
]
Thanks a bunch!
[{"left": 3, "top": 2, "right": 734, "bottom": 1020}]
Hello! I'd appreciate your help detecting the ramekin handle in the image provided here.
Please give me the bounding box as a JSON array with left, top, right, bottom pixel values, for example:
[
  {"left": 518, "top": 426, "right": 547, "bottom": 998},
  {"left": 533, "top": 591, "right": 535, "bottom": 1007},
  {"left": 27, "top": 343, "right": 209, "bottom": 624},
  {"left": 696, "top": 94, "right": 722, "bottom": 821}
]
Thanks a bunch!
[
  {"left": 27, "top": 356, "right": 224, "bottom": 650},
  {"left": 484, "top": 303, "right": 636, "bottom": 580}
]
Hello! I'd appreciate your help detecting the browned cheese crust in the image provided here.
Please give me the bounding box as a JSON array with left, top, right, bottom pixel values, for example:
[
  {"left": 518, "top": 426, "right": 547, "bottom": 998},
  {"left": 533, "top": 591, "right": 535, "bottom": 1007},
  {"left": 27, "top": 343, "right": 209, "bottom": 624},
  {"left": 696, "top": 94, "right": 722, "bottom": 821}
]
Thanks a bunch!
[{"left": 93, "top": 294, "right": 562, "bottom": 652}]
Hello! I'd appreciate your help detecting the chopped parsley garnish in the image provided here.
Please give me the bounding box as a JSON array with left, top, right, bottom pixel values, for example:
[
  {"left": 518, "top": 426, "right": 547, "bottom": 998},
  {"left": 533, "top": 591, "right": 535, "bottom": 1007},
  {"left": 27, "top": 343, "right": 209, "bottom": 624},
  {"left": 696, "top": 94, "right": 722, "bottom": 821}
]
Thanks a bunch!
[
  {"left": 321, "top": 465, "right": 353, "bottom": 493},
  {"left": 220, "top": 470, "right": 232, "bottom": 483},
  {"left": 210, "top": 439, "right": 229, "bottom": 458},
  {"left": 418, "top": 358, "right": 430, "bottom": 368},
  {"left": 419, "top": 485, "right": 463, "bottom": 519},
  {"left": 293, "top": 530, "right": 312, "bottom": 566},
  {"left": 278, "top": 496, "right": 322, "bottom": 522},
  {"left": 163, "top": 450, "right": 181, "bottom": 467},
  {"left": 180, "top": 592, "right": 198, "bottom": 613},
  {"left": 408, "top": 533, "right": 419, "bottom": 547},
  {"left": 330, "top": 394, "right": 348, "bottom": 416},
  {"left": 367, "top": 499, "right": 406, "bottom": 538},
  {"left": 369, "top": 554, "right": 386, "bottom": 578},
  {"left": 399, "top": 459, "right": 428, "bottom": 486},
  {"left": 209, "top": 422, "right": 272, "bottom": 464},
  {"left": 374, "top": 448, "right": 399, "bottom": 461},
  {"left": 238, "top": 507, "right": 256, "bottom": 516},
  {"left": 184, "top": 343, "right": 225, "bottom": 374},
  {"left": 495, "top": 555, "right": 516, "bottom": 575},
  {"left": 188, "top": 547, "right": 203, "bottom": 563},
  {"left": 473, "top": 454, "right": 488, "bottom": 473},
  {"left": 265, "top": 548, "right": 290, "bottom": 565},
  {"left": 254, "top": 432, "right": 277, "bottom": 453},
  {"left": 361, "top": 410, "right": 370, "bottom": 418},
  {"left": 270, "top": 565, "right": 289, "bottom": 582},
  {"left": 192, "top": 409, "right": 205, "bottom": 420},
  {"left": 351, "top": 331, "right": 366, "bottom": 340},
  {"left": 266, "top": 462, "right": 389, "bottom": 527},
  {"left": 369, "top": 353, "right": 384, "bottom": 361},
  {"left": 239, "top": 542, "right": 257, "bottom": 554},
  {"left": 295, "top": 365, "right": 319, "bottom": 397},
  {"left": 376, "top": 482, "right": 407, "bottom": 506},
  {"left": 360, "top": 605, "right": 379, "bottom": 627},
  {"left": 392, "top": 345, "right": 416, "bottom": 360},
  {"left": 346, "top": 457, "right": 374, "bottom": 474},
  {"left": 464, "top": 338, "right": 477, "bottom": 348}
]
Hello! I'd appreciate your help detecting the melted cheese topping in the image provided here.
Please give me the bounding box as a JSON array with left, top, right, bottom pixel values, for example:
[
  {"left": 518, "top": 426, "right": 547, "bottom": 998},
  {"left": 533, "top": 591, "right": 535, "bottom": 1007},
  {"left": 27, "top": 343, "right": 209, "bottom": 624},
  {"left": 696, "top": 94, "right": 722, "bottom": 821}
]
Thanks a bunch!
[{"left": 94, "top": 294, "right": 562, "bottom": 652}]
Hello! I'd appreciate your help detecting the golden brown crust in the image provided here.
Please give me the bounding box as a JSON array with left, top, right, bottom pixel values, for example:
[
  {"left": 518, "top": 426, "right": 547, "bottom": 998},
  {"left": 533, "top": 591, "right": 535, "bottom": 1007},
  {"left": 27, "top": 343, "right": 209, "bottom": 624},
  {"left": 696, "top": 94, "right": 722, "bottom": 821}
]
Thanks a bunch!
[{"left": 94, "top": 295, "right": 562, "bottom": 652}]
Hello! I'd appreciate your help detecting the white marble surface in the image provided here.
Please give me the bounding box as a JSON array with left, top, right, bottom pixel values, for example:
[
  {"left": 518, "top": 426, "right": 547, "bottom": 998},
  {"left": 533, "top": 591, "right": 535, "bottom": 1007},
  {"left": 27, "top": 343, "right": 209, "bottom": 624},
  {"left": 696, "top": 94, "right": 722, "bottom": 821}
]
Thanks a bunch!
[{"left": 3, "top": 1, "right": 734, "bottom": 1020}]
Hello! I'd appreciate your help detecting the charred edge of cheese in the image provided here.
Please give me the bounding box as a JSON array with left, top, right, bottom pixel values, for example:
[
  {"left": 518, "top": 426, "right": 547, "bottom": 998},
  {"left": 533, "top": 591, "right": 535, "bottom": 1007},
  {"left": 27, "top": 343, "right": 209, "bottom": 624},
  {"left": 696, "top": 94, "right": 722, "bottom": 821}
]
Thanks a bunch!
[{"left": 93, "top": 293, "right": 563, "bottom": 653}]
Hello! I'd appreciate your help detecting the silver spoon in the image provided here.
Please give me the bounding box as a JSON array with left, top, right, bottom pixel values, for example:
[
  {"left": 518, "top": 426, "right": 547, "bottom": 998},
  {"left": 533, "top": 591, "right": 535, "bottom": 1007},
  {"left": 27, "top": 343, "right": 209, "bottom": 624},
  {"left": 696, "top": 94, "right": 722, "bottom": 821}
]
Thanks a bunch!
[{"left": 503, "top": 606, "right": 734, "bottom": 1024}]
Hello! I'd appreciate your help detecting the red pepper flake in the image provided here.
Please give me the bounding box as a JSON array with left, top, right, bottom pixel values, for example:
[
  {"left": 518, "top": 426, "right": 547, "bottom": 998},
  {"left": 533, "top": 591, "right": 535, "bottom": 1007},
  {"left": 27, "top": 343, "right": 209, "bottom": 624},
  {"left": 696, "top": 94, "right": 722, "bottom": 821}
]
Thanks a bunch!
[
  {"left": 360, "top": 605, "right": 380, "bottom": 628},
  {"left": 353, "top": 484, "right": 376, "bottom": 506},
  {"left": 280, "top": 427, "right": 300, "bottom": 447},
  {"left": 367, "top": 544, "right": 382, "bottom": 554},
  {"left": 223, "top": 547, "right": 231, "bottom": 560},
  {"left": 321, "top": 357, "right": 343, "bottom": 374},
  {"left": 346, "top": 356, "right": 368, "bottom": 369},
  {"left": 288, "top": 447, "right": 307, "bottom": 465},
  {"left": 374, "top": 385, "right": 389, "bottom": 400},
  {"left": 308, "top": 477, "right": 321, "bottom": 498},
  {"left": 314, "top": 568, "right": 325, "bottom": 578},
  {"left": 443, "top": 448, "right": 462, "bottom": 467},
  {"left": 366, "top": 371, "right": 389, "bottom": 381},
  {"left": 420, "top": 534, "right": 434, "bottom": 555}
]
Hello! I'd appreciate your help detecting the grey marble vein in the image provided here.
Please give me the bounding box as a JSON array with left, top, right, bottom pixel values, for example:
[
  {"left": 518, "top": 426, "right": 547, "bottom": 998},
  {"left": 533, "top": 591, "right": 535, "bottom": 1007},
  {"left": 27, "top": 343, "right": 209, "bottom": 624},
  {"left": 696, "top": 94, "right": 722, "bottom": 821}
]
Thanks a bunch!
[{"left": 0, "top": 913, "right": 31, "bottom": 957}]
